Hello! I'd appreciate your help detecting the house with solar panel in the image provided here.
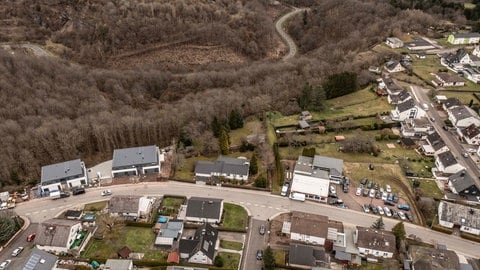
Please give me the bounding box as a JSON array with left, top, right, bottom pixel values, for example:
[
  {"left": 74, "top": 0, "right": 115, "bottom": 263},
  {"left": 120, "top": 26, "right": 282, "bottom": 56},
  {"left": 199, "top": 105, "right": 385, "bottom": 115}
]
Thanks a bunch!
[
  {"left": 40, "top": 159, "right": 88, "bottom": 194},
  {"left": 21, "top": 248, "right": 59, "bottom": 270},
  {"left": 111, "top": 145, "right": 162, "bottom": 178}
]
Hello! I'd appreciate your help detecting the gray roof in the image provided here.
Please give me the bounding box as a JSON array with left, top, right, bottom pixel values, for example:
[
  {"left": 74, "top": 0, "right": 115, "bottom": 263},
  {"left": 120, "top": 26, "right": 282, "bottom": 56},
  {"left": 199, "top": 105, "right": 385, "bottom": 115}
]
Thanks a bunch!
[
  {"left": 35, "top": 219, "right": 81, "bottom": 248},
  {"left": 397, "top": 99, "right": 416, "bottom": 113},
  {"left": 452, "top": 32, "right": 480, "bottom": 39},
  {"left": 194, "top": 156, "right": 249, "bottom": 177},
  {"left": 385, "top": 60, "right": 401, "bottom": 71},
  {"left": 105, "top": 259, "right": 133, "bottom": 270},
  {"left": 186, "top": 197, "right": 223, "bottom": 220},
  {"left": 312, "top": 155, "right": 343, "bottom": 176},
  {"left": 437, "top": 151, "right": 458, "bottom": 168},
  {"left": 436, "top": 72, "right": 464, "bottom": 83},
  {"left": 383, "top": 77, "right": 403, "bottom": 92},
  {"left": 108, "top": 195, "right": 141, "bottom": 214},
  {"left": 355, "top": 226, "right": 396, "bottom": 254},
  {"left": 179, "top": 223, "right": 218, "bottom": 260},
  {"left": 112, "top": 145, "right": 158, "bottom": 169},
  {"left": 289, "top": 244, "right": 327, "bottom": 267},
  {"left": 426, "top": 132, "right": 446, "bottom": 151},
  {"left": 443, "top": 98, "right": 462, "bottom": 109},
  {"left": 22, "top": 248, "right": 58, "bottom": 270},
  {"left": 450, "top": 106, "right": 478, "bottom": 121},
  {"left": 448, "top": 170, "right": 478, "bottom": 193},
  {"left": 460, "top": 124, "right": 480, "bottom": 139},
  {"left": 159, "top": 220, "right": 183, "bottom": 238},
  {"left": 439, "top": 201, "right": 480, "bottom": 230},
  {"left": 409, "top": 245, "right": 459, "bottom": 270},
  {"left": 41, "top": 159, "right": 84, "bottom": 184},
  {"left": 299, "top": 120, "right": 310, "bottom": 129}
]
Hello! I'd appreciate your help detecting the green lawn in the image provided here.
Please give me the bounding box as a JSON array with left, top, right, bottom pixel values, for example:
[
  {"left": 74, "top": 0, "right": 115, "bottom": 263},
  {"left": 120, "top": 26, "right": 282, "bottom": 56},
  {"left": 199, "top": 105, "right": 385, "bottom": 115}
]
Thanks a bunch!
[
  {"left": 222, "top": 203, "right": 248, "bottom": 230},
  {"left": 220, "top": 240, "right": 243, "bottom": 251},
  {"left": 82, "top": 227, "right": 167, "bottom": 261},
  {"left": 326, "top": 86, "right": 377, "bottom": 109},
  {"left": 83, "top": 201, "right": 108, "bottom": 211},
  {"left": 218, "top": 252, "right": 241, "bottom": 270},
  {"left": 408, "top": 178, "right": 444, "bottom": 200},
  {"left": 438, "top": 91, "right": 478, "bottom": 105},
  {"left": 160, "top": 196, "right": 186, "bottom": 216},
  {"left": 273, "top": 250, "right": 286, "bottom": 265},
  {"left": 174, "top": 155, "right": 215, "bottom": 180},
  {"left": 229, "top": 120, "right": 262, "bottom": 146}
]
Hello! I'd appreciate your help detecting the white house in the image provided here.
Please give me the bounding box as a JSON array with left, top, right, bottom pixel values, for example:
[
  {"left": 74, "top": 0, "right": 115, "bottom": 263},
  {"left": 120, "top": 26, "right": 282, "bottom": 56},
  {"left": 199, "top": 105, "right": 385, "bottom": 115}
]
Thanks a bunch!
[
  {"left": 179, "top": 223, "right": 218, "bottom": 265},
  {"left": 195, "top": 156, "right": 249, "bottom": 181},
  {"left": 431, "top": 72, "right": 465, "bottom": 87},
  {"left": 462, "top": 67, "right": 480, "bottom": 83},
  {"left": 458, "top": 124, "right": 480, "bottom": 145},
  {"left": 184, "top": 197, "right": 223, "bottom": 223},
  {"left": 391, "top": 99, "right": 427, "bottom": 122},
  {"left": 442, "top": 97, "right": 463, "bottom": 111},
  {"left": 434, "top": 151, "right": 465, "bottom": 175},
  {"left": 354, "top": 227, "right": 396, "bottom": 259},
  {"left": 35, "top": 219, "right": 83, "bottom": 254},
  {"left": 419, "top": 132, "right": 449, "bottom": 156},
  {"left": 40, "top": 159, "right": 88, "bottom": 194},
  {"left": 401, "top": 117, "right": 433, "bottom": 137},
  {"left": 438, "top": 201, "right": 480, "bottom": 236},
  {"left": 111, "top": 145, "right": 162, "bottom": 178},
  {"left": 379, "top": 77, "right": 404, "bottom": 96},
  {"left": 385, "top": 37, "right": 404, "bottom": 48},
  {"left": 447, "top": 170, "right": 480, "bottom": 196},
  {"left": 384, "top": 60, "right": 405, "bottom": 73},
  {"left": 447, "top": 105, "right": 480, "bottom": 128},
  {"left": 447, "top": 33, "right": 480, "bottom": 45},
  {"left": 388, "top": 89, "right": 411, "bottom": 105}
]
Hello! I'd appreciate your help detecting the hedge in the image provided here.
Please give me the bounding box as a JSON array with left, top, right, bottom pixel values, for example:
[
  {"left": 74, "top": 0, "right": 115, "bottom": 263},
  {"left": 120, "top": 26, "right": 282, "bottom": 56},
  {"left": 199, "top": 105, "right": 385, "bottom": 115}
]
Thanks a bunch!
[
  {"left": 431, "top": 224, "right": 453, "bottom": 234},
  {"left": 460, "top": 232, "right": 480, "bottom": 242}
]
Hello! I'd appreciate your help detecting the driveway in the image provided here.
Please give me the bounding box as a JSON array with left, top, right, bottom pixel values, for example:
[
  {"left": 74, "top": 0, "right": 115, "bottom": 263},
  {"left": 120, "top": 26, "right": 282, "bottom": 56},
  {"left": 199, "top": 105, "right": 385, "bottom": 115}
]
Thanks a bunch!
[{"left": 242, "top": 218, "right": 267, "bottom": 270}]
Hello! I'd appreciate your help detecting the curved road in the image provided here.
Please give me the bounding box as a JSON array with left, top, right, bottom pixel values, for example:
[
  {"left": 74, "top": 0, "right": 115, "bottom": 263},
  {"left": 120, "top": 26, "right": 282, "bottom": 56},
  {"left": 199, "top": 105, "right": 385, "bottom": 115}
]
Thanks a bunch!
[
  {"left": 14, "top": 181, "right": 480, "bottom": 259},
  {"left": 275, "top": 8, "right": 308, "bottom": 61}
]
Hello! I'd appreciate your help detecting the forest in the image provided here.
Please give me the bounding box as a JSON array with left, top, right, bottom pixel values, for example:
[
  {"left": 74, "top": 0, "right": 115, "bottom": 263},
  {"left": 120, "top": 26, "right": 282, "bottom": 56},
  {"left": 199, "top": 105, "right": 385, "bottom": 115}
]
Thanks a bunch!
[{"left": 0, "top": 0, "right": 454, "bottom": 188}]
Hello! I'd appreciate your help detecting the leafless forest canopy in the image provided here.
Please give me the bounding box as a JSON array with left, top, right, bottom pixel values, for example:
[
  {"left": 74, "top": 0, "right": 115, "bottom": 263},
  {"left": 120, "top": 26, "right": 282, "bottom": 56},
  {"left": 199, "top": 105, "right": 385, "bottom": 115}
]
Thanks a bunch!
[{"left": 0, "top": 0, "right": 444, "bottom": 187}]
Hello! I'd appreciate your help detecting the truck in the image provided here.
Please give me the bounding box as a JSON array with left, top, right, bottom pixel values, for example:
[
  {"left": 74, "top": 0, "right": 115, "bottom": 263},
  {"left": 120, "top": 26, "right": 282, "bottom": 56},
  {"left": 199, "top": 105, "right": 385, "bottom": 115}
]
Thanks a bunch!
[
  {"left": 290, "top": 192, "right": 306, "bottom": 202},
  {"left": 50, "top": 190, "right": 61, "bottom": 200}
]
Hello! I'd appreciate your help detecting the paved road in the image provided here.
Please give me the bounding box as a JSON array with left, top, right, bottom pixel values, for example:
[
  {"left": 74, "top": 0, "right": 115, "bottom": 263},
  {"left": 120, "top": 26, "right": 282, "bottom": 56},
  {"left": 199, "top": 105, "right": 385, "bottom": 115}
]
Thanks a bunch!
[
  {"left": 0, "top": 224, "right": 38, "bottom": 268},
  {"left": 12, "top": 182, "right": 480, "bottom": 259},
  {"left": 275, "top": 8, "right": 308, "bottom": 61},
  {"left": 243, "top": 219, "right": 267, "bottom": 270},
  {"left": 410, "top": 85, "right": 480, "bottom": 188}
]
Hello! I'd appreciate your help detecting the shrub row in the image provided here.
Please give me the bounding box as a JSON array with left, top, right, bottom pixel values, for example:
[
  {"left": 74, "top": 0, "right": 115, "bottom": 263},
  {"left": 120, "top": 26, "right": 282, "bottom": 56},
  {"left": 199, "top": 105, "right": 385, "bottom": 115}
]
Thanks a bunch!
[
  {"left": 431, "top": 224, "right": 453, "bottom": 234},
  {"left": 460, "top": 231, "right": 480, "bottom": 242}
]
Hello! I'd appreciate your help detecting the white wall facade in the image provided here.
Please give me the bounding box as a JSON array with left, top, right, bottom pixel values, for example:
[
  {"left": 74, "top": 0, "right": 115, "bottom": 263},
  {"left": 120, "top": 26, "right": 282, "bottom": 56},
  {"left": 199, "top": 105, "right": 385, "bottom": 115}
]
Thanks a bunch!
[
  {"left": 290, "top": 232, "right": 325, "bottom": 246},
  {"left": 357, "top": 247, "right": 394, "bottom": 259},
  {"left": 187, "top": 250, "right": 213, "bottom": 265}
]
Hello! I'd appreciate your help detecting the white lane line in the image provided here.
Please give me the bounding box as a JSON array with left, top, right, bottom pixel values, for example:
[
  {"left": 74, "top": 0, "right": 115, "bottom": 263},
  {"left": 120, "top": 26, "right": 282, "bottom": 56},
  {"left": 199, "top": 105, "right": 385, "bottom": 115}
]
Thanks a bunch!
[
  {"left": 254, "top": 204, "right": 259, "bottom": 207},
  {"left": 33, "top": 211, "right": 39, "bottom": 214},
  {"left": 25, "top": 213, "right": 31, "bottom": 216},
  {"left": 41, "top": 209, "right": 47, "bottom": 212},
  {"left": 275, "top": 208, "right": 281, "bottom": 210},
  {"left": 268, "top": 206, "right": 273, "bottom": 209}
]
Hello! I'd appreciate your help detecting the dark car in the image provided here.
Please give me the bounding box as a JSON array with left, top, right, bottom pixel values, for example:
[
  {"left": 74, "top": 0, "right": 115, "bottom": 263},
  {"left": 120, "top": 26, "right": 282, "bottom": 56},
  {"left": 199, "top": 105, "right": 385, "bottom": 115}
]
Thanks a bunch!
[
  {"left": 72, "top": 187, "right": 85, "bottom": 195},
  {"left": 360, "top": 178, "right": 368, "bottom": 185},
  {"left": 256, "top": 250, "right": 263, "bottom": 260},
  {"left": 363, "top": 188, "right": 369, "bottom": 197},
  {"left": 373, "top": 182, "right": 379, "bottom": 190},
  {"left": 60, "top": 191, "right": 70, "bottom": 198},
  {"left": 367, "top": 181, "right": 373, "bottom": 189},
  {"left": 387, "top": 193, "right": 394, "bottom": 202},
  {"left": 406, "top": 213, "right": 414, "bottom": 222},
  {"left": 343, "top": 183, "right": 349, "bottom": 193},
  {"left": 392, "top": 194, "right": 399, "bottom": 203},
  {"left": 370, "top": 204, "right": 379, "bottom": 214},
  {"left": 384, "top": 200, "right": 395, "bottom": 206},
  {"left": 259, "top": 225, "right": 266, "bottom": 235},
  {"left": 390, "top": 208, "right": 398, "bottom": 219},
  {"left": 375, "top": 191, "right": 382, "bottom": 199}
]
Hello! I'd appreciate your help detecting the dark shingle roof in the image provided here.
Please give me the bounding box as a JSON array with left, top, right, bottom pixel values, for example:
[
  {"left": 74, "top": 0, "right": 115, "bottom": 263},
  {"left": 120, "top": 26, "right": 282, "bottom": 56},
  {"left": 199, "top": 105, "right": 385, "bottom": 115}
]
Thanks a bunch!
[
  {"left": 41, "top": 159, "right": 84, "bottom": 184},
  {"left": 289, "top": 244, "right": 319, "bottom": 267},
  {"left": 112, "top": 145, "right": 158, "bottom": 169},
  {"left": 22, "top": 248, "right": 58, "bottom": 270},
  {"left": 291, "top": 211, "right": 329, "bottom": 238},
  {"left": 186, "top": 197, "right": 223, "bottom": 221},
  {"left": 448, "top": 170, "right": 478, "bottom": 193},
  {"left": 443, "top": 98, "right": 462, "bottom": 109},
  {"left": 437, "top": 151, "right": 458, "bottom": 168},
  {"left": 179, "top": 223, "right": 218, "bottom": 261},
  {"left": 452, "top": 32, "right": 480, "bottom": 39},
  {"left": 383, "top": 77, "right": 403, "bottom": 92},
  {"left": 426, "top": 132, "right": 446, "bottom": 151},
  {"left": 397, "top": 99, "right": 416, "bottom": 113},
  {"left": 35, "top": 219, "right": 80, "bottom": 248},
  {"left": 108, "top": 195, "right": 141, "bottom": 214},
  {"left": 194, "top": 157, "right": 249, "bottom": 177},
  {"left": 450, "top": 106, "right": 478, "bottom": 121},
  {"left": 460, "top": 124, "right": 480, "bottom": 139}
]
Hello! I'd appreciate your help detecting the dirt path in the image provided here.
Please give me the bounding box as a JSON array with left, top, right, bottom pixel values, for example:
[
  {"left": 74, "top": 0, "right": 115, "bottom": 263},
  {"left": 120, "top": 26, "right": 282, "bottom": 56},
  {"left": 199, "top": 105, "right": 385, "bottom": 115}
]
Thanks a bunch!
[{"left": 275, "top": 7, "right": 308, "bottom": 61}]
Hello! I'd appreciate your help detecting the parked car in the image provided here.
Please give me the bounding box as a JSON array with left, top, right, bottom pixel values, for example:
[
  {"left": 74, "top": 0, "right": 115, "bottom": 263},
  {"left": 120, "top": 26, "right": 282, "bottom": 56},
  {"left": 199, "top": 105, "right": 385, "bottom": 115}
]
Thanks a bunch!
[
  {"left": 392, "top": 194, "right": 399, "bottom": 203},
  {"left": 381, "top": 192, "right": 387, "bottom": 201},
  {"left": 367, "top": 181, "right": 373, "bottom": 189},
  {"left": 384, "top": 200, "right": 395, "bottom": 206},
  {"left": 369, "top": 189, "right": 375, "bottom": 198},
  {"left": 27, "top": 233, "right": 36, "bottom": 242},
  {"left": 386, "top": 185, "right": 392, "bottom": 193},
  {"left": 375, "top": 191, "right": 382, "bottom": 199},
  {"left": 370, "top": 204, "right": 379, "bottom": 214},
  {"left": 363, "top": 188, "right": 369, "bottom": 197},
  {"left": 380, "top": 187, "right": 384, "bottom": 193},
  {"left": 383, "top": 207, "right": 392, "bottom": 217},
  {"left": 377, "top": 206, "right": 384, "bottom": 215},
  {"left": 259, "top": 225, "right": 266, "bottom": 235},
  {"left": 256, "top": 250, "right": 263, "bottom": 260},
  {"left": 0, "top": 260, "right": 11, "bottom": 270},
  {"left": 72, "top": 187, "right": 85, "bottom": 195},
  {"left": 373, "top": 182, "right": 379, "bottom": 190},
  {"left": 398, "top": 211, "right": 406, "bottom": 220},
  {"left": 330, "top": 185, "right": 336, "bottom": 194},
  {"left": 363, "top": 204, "right": 370, "bottom": 213},
  {"left": 390, "top": 208, "right": 398, "bottom": 219},
  {"left": 355, "top": 187, "right": 362, "bottom": 196},
  {"left": 387, "top": 193, "right": 394, "bottom": 202},
  {"left": 360, "top": 178, "right": 368, "bottom": 185},
  {"left": 406, "top": 213, "right": 414, "bottom": 222},
  {"left": 398, "top": 204, "right": 410, "bottom": 211},
  {"left": 343, "top": 184, "right": 349, "bottom": 193},
  {"left": 101, "top": 190, "right": 112, "bottom": 196},
  {"left": 12, "top": 247, "right": 24, "bottom": 257}
]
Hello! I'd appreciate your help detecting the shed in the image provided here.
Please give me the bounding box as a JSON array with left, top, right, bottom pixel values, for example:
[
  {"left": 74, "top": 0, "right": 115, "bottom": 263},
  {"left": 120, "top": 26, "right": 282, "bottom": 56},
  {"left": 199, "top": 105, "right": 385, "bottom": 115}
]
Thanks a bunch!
[
  {"left": 335, "top": 136, "right": 345, "bottom": 141},
  {"left": 118, "top": 246, "right": 132, "bottom": 259}
]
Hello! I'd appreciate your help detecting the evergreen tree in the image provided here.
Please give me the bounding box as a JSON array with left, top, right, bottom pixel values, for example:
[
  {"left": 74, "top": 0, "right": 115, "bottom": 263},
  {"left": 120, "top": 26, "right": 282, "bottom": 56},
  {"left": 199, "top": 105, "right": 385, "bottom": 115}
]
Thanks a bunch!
[
  {"left": 0, "top": 216, "right": 15, "bottom": 243},
  {"left": 178, "top": 130, "right": 192, "bottom": 147},
  {"left": 298, "top": 83, "right": 313, "bottom": 110},
  {"left": 214, "top": 255, "right": 224, "bottom": 267},
  {"left": 250, "top": 152, "right": 258, "bottom": 175},
  {"left": 392, "top": 221, "right": 406, "bottom": 249},
  {"left": 253, "top": 175, "right": 267, "bottom": 188},
  {"left": 219, "top": 127, "right": 230, "bottom": 155},
  {"left": 211, "top": 116, "right": 222, "bottom": 138},
  {"left": 322, "top": 72, "right": 359, "bottom": 99},
  {"left": 311, "top": 85, "right": 326, "bottom": 111},
  {"left": 371, "top": 217, "right": 385, "bottom": 230},
  {"left": 229, "top": 109, "right": 244, "bottom": 130},
  {"left": 263, "top": 246, "right": 275, "bottom": 270}
]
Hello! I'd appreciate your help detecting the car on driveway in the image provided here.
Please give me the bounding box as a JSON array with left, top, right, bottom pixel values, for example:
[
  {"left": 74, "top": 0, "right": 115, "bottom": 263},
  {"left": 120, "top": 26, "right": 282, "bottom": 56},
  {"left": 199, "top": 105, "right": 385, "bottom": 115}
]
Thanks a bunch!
[
  {"left": 259, "top": 224, "right": 266, "bottom": 235},
  {"left": 101, "top": 190, "right": 112, "bottom": 196},
  {"left": 0, "top": 260, "right": 11, "bottom": 270},
  {"left": 256, "top": 250, "right": 263, "bottom": 260},
  {"left": 12, "top": 247, "right": 24, "bottom": 257}
]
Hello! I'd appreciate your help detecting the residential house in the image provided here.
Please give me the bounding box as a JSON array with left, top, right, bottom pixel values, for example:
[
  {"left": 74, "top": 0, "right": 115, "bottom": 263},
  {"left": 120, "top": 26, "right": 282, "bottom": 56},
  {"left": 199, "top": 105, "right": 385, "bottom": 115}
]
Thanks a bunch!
[
  {"left": 379, "top": 77, "right": 404, "bottom": 96},
  {"left": 390, "top": 99, "right": 427, "bottom": 122},
  {"left": 155, "top": 220, "right": 184, "bottom": 247},
  {"left": 419, "top": 132, "right": 449, "bottom": 156},
  {"left": 286, "top": 211, "right": 329, "bottom": 246},
  {"left": 388, "top": 89, "right": 412, "bottom": 105},
  {"left": 105, "top": 259, "right": 134, "bottom": 270},
  {"left": 438, "top": 201, "right": 480, "bottom": 236},
  {"left": 405, "top": 39, "right": 435, "bottom": 51},
  {"left": 111, "top": 145, "right": 161, "bottom": 178},
  {"left": 354, "top": 226, "right": 396, "bottom": 259},
  {"left": 447, "top": 105, "right": 480, "bottom": 128},
  {"left": 40, "top": 159, "right": 87, "bottom": 193},
  {"left": 431, "top": 72, "right": 465, "bottom": 87},
  {"left": 21, "top": 247, "right": 59, "bottom": 270},
  {"left": 442, "top": 97, "right": 462, "bottom": 111},
  {"left": 195, "top": 156, "right": 250, "bottom": 181},
  {"left": 407, "top": 245, "right": 460, "bottom": 270},
  {"left": 301, "top": 111, "right": 312, "bottom": 120},
  {"left": 299, "top": 120, "right": 310, "bottom": 130},
  {"left": 333, "top": 226, "right": 361, "bottom": 266},
  {"left": 385, "top": 37, "right": 404, "bottom": 48},
  {"left": 434, "top": 151, "right": 465, "bottom": 175},
  {"left": 384, "top": 60, "right": 405, "bottom": 73},
  {"left": 458, "top": 124, "right": 480, "bottom": 145},
  {"left": 185, "top": 197, "right": 223, "bottom": 223},
  {"left": 179, "top": 223, "right": 218, "bottom": 265},
  {"left": 35, "top": 218, "right": 83, "bottom": 254},
  {"left": 401, "top": 117, "right": 433, "bottom": 137},
  {"left": 447, "top": 170, "right": 479, "bottom": 196},
  {"left": 108, "top": 195, "right": 154, "bottom": 219},
  {"left": 447, "top": 33, "right": 480, "bottom": 45},
  {"left": 441, "top": 48, "right": 473, "bottom": 68},
  {"left": 461, "top": 67, "right": 480, "bottom": 83},
  {"left": 288, "top": 244, "right": 329, "bottom": 269}
]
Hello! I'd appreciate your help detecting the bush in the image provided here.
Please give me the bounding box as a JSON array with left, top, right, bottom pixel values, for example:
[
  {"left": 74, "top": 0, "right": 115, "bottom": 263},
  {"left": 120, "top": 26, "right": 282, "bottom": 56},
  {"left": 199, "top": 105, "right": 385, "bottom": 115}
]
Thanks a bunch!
[
  {"left": 431, "top": 224, "right": 453, "bottom": 234},
  {"left": 253, "top": 176, "right": 267, "bottom": 188},
  {"left": 214, "top": 255, "right": 225, "bottom": 267}
]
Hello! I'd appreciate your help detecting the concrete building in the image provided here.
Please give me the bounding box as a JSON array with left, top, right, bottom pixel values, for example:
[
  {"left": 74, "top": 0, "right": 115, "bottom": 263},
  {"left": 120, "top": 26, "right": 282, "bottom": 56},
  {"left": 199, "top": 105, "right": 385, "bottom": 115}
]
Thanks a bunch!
[
  {"left": 385, "top": 37, "right": 404, "bottom": 48},
  {"left": 40, "top": 159, "right": 87, "bottom": 193},
  {"left": 434, "top": 151, "right": 465, "bottom": 175},
  {"left": 447, "top": 105, "right": 480, "bottom": 128},
  {"left": 111, "top": 145, "right": 161, "bottom": 178},
  {"left": 447, "top": 171, "right": 479, "bottom": 196},
  {"left": 21, "top": 248, "right": 59, "bottom": 270}
]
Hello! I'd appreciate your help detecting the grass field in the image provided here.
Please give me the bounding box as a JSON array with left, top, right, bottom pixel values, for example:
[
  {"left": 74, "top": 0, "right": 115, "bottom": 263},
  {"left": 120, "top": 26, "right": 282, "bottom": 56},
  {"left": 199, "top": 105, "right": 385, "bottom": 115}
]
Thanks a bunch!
[
  {"left": 160, "top": 196, "right": 185, "bottom": 216},
  {"left": 274, "top": 250, "right": 286, "bottom": 265},
  {"left": 408, "top": 178, "right": 443, "bottom": 200},
  {"left": 222, "top": 203, "right": 248, "bottom": 230},
  {"left": 229, "top": 120, "right": 263, "bottom": 146},
  {"left": 438, "top": 91, "right": 478, "bottom": 105},
  {"left": 218, "top": 252, "right": 241, "bottom": 269},
  {"left": 83, "top": 201, "right": 108, "bottom": 211},
  {"left": 220, "top": 240, "right": 243, "bottom": 251}
]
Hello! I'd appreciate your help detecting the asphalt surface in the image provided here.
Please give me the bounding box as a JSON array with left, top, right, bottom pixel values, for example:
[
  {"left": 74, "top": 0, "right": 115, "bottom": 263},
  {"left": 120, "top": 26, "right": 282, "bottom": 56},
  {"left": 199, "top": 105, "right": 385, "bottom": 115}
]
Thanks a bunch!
[
  {"left": 242, "top": 219, "right": 267, "bottom": 269},
  {"left": 10, "top": 182, "right": 480, "bottom": 260},
  {"left": 275, "top": 8, "right": 308, "bottom": 61},
  {"left": 0, "top": 223, "right": 38, "bottom": 269}
]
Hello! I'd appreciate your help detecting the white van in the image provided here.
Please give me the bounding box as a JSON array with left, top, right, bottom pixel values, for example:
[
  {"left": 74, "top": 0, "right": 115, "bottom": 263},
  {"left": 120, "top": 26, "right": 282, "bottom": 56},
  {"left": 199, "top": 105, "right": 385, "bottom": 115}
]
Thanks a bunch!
[
  {"left": 290, "top": 192, "right": 306, "bottom": 202},
  {"left": 422, "top": 103, "right": 429, "bottom": 111}
]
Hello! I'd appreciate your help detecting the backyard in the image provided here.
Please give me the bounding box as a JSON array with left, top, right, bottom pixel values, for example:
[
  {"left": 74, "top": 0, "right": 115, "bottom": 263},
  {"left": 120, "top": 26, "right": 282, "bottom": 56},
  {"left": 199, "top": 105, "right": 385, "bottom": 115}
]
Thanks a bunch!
[
  {"left": 219, "top": 240, "right": 243, "bottom": 251},
  {"left": 217, "top": 252, "right": 241, "bottom": 269},
  {"left": 222, "top": 203, "right": 248, "bottom": 230},
  {"left": 83, "top": 201, "right": 108, "bottom": 212},
  {"left": 160, "top": 196, "right": 186, "bottom": 216}
]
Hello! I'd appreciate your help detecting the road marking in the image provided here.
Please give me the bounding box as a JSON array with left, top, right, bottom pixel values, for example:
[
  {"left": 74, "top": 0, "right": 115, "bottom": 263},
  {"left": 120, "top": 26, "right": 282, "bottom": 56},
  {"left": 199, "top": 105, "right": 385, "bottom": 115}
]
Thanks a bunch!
[
  {"left": 41, "top": 209, "right": 47, "bottom": 212},
  {"left": 275, "top": 207, "right": 281, "bottom": 210},
  {"left": 268, "top": 206, "right": 273, "bottom": 209},
  {"left": 260, "top": 205, "right": 266, "bottom": 208},
  {"left": 254, "top": 204, "right": 259, "bottom": 207},
  {"left": 25, "top": 213, "right": 31, "bottom": 216},
  {"left": 49, "top": 208, "right": 56, "bottom": 211},
  {"left": 33, "top": 211, "right": 39, "bottom": 214}
]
